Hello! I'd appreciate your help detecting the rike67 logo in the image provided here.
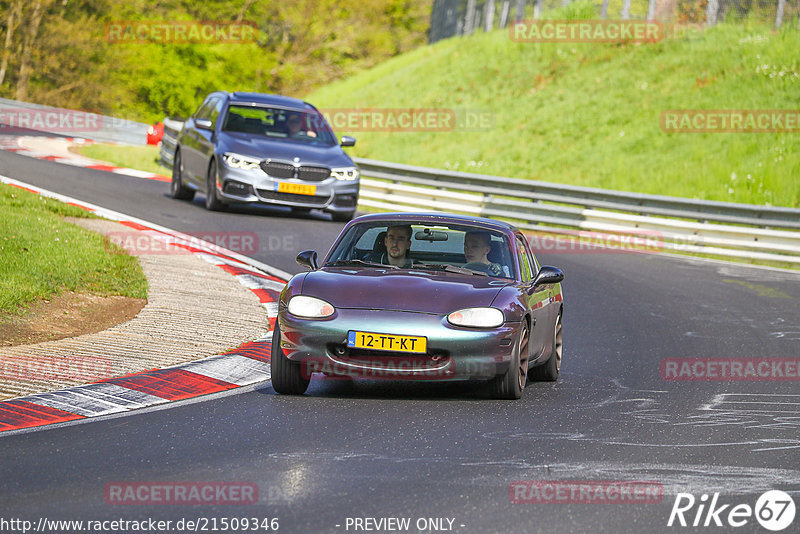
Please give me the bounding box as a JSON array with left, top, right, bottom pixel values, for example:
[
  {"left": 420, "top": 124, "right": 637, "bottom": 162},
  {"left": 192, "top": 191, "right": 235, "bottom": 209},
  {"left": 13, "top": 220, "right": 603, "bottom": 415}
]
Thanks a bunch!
[{"left": 668, "top": 491, "right": 795, "bottom": 531}]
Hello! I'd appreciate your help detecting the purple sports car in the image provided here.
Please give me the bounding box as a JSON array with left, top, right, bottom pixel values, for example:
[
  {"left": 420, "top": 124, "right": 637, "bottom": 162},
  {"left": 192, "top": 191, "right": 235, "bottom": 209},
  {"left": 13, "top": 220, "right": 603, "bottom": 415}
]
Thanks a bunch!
[{"left": 271, "top": 212, "right": 564, "bottom": 399}]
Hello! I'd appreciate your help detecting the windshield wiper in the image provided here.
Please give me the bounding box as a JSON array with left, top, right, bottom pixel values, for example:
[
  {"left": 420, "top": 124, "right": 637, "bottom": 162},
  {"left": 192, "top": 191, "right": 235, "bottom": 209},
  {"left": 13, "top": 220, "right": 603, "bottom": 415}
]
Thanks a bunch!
[
  {"left": 327, "top": 259, "right": 399, "bottom": 269},
  {"left": 412, "top": 263, "right": 488, "bottom": 276}
]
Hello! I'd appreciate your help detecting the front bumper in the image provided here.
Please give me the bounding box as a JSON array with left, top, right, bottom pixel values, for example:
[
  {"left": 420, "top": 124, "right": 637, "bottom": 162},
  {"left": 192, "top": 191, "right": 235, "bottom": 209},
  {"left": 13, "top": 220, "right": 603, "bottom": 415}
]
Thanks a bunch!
[
  {"left": 216, "top": 165, "right": 359, "bottom": 213},
  {"left": 278, "top": 308, "right": 520, "bottom": 380}
]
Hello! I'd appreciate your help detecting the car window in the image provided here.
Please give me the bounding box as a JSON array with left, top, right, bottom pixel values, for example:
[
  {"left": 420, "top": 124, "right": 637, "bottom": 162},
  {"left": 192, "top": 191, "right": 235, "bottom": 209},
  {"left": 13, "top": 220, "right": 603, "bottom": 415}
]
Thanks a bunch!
[
  {"left": 327, "top": 221, "right": 513, "bottom": 279},
  {"left": 222, "top": 105, "right": 337, "bottom": 146},
  {"left": 516, "top": 235, "right": 533, "bottom": 282},
  {"left": 193, "top": 98, "right": 215, "bottom": 121},
  {"left": 208, "top": 98, "right": 223, "bottom": 128}
]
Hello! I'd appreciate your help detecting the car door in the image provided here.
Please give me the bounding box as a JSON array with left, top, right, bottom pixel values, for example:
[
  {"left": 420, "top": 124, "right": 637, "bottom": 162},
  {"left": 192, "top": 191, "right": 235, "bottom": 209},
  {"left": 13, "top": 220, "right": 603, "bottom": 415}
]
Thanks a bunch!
[
  {"left": 197, "top": 97, "right": 223, "bottom": 192},
  {"left": 520, "top": 233, "right": 560, "bottom": 360},
  {"left": 515, "top": 234, "right": 547, "bottom": 361},
  {"left": 181, "top": 97, "right": 216, "bottom": 186}
]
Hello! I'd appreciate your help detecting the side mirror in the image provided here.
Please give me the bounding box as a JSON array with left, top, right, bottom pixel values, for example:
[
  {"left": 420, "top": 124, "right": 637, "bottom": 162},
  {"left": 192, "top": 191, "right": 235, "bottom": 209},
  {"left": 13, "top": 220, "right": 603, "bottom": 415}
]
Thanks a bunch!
[
  {"left": 340, "top": 136, "right": 356, "bottom": 147},
  {"left": 195, "top": 118, "right": 213, "bottom": 130},
  {"left": 532, "top": 266, "right": 564, "bottom": 288},
  {"left": 296, "top": 250, "right": 319, "bottom": 270}
]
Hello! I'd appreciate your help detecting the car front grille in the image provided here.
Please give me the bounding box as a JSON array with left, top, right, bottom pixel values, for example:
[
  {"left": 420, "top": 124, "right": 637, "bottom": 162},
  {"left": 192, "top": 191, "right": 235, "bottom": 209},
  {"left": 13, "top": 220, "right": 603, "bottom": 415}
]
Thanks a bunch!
[
  {"left": 297, "top": 166, "right": 331, "bottom": 181},
  {"left": 259, "top": 161, "right": 294, "bottom": 179},
  {"left": 259, "top": 161, "right": 331, "bottom": 182},
  {"left": 256, "top": 189, "right": 329, "bottom": 206}
]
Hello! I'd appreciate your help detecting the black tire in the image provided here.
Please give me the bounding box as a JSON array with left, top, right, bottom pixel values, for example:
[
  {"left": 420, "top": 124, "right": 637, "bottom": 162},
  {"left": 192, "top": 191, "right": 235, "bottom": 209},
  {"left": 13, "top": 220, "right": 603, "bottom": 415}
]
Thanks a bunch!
[
  {"left": 530, "top": 312, "right": 562, "bottom": 382},
  {"left": 170, "top": 150, "right": 195, "bottom": 200},
  {"left": 270, "top": 325, "right": 310, "bottom": 395},
  {"left": 204, "top": 159, "right": 226, "bottom": 211},
  {"left": 490, "top": 320, "right": 529, "bottom": 400},
  {"left": 330, "top": 209, "right": 356, "bottom": 222}
]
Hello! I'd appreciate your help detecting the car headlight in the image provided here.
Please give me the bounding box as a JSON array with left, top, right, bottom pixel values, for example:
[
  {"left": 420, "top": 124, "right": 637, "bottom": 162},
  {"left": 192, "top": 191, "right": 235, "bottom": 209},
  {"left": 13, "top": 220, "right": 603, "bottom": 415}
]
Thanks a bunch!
[
  {"left": 447, "top": 307, "right": 504, "bottom": 328},
  {"left": 287, "top": 295, "right": 335, "bottom": 318},
  {"left": 222, "top": 152, "right": 261, "bottom": 170},
  {"left": 330, "top": 167, "right": 359, "bottom": 181}
]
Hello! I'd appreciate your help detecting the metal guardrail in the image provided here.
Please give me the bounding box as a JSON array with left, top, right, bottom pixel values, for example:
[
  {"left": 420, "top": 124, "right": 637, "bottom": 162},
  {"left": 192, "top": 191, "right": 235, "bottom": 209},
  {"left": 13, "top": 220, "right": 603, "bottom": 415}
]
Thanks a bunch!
[
  {"left": 159, "top": 121, "right": 800, "bottom": 264},
  {"left": 0, "top": 97, "right": 149, "bottom": 145}
]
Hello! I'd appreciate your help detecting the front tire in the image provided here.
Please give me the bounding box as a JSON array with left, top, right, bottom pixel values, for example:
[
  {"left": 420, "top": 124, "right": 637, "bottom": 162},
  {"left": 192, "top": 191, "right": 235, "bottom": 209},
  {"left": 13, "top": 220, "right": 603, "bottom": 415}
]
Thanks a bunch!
[
  {"left": 270, "top": 325, "right": 310, "bottom": 395},
  {"left": 490, "top": 320, "right": 529, "bottom": 400},
  {"left": 170, "top": 150, "right": 195, "bottom": 200},
  {"left": 204, "top": 159, "right": 226, "bottom": 211},
  {"left": 530, "top": 312, "right": 562, "bottom": 382}
]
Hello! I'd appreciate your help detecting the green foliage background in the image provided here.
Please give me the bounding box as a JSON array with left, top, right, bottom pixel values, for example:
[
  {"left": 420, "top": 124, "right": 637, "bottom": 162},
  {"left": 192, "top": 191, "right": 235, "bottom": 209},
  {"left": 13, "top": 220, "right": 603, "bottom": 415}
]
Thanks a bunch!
[{"left": 0, "top": 0, "right": 430, "bottom": 122}]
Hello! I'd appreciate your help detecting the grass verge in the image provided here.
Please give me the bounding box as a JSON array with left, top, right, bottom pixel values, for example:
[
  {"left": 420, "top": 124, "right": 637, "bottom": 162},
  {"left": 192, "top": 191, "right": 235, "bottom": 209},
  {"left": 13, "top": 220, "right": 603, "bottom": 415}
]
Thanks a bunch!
[
  {"left": 0, "top": 182, "right": 149, "bottom": 317},
  {"left": 74, "top": 143, "right": 164, "bottom": 175},
  {"left": 306, "top": 8, "right": 799, "bottom": 208}
]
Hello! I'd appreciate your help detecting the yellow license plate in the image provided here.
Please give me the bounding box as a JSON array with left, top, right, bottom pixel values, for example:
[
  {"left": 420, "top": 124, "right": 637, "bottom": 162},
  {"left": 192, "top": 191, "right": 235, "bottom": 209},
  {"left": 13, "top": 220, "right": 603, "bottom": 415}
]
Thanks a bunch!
[
  {"left": 347, "top": 331, "right": 427, "bottom": 354},
  {"left": 276, "top": 182, "right": 316, "bottom": 195}
]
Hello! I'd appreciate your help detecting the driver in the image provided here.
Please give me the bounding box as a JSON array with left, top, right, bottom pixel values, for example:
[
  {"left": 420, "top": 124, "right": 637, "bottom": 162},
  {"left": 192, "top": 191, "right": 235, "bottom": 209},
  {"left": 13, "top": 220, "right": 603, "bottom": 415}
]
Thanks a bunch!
[
  {"left": 464, "top": 231, "right": 503, "bottom": 276},
  {"left": 380, "top": 224, "right": 414, "bottom": 268},
  {"left": 287, "top": 113, "right": 317, "bottom": 138}
]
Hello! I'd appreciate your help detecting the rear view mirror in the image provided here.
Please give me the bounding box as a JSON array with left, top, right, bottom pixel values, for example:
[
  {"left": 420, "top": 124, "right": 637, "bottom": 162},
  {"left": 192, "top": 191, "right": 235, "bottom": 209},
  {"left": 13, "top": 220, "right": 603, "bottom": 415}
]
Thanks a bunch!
[
  {"left": 340, "top": 136, "right": 356, "bottom": 147},
  {"left": 415, "top": 228, "right": 449, "bottom": 242},
  {"left": 195, "top": 118, "right": 213, "bottom": 130}
]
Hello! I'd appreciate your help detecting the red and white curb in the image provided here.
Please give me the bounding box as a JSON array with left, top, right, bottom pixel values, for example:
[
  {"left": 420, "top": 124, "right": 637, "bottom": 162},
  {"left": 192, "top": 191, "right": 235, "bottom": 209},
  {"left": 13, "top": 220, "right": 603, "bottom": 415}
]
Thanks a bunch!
[
  {"left": 0, "top": 175, "right": 290, "bottom": 434},
  {"left": 0, "top": 135, "right": 171, "bottom": 182}
]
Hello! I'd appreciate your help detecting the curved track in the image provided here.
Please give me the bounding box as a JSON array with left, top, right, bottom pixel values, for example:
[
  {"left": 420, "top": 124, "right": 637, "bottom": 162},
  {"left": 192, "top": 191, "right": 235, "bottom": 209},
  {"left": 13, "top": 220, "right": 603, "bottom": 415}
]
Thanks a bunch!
[{"left": 2, "top": 143, "right": 800, "bottom": 533}]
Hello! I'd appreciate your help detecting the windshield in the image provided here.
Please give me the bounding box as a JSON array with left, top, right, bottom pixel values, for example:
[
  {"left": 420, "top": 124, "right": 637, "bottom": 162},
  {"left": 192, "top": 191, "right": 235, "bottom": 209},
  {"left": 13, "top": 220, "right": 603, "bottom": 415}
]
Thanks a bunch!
[
  {"left": 222, "top": 105, "right": 337, "bottom": 146},
  {"left": 326, "top": 221, "right": 515, "bottom": 279}
]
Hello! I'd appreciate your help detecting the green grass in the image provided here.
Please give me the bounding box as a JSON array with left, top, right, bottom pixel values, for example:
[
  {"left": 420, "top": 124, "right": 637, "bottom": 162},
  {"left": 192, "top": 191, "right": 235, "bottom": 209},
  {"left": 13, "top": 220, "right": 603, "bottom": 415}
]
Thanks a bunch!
[
  {"left": 306, "top": 10, "right": 800, "bottom": 208},
  {"left": 76, "top": 143, "right": 165, "bottom": 175},
  {"left": 0, "top": 183, "right": 149, "bottom": 316}
]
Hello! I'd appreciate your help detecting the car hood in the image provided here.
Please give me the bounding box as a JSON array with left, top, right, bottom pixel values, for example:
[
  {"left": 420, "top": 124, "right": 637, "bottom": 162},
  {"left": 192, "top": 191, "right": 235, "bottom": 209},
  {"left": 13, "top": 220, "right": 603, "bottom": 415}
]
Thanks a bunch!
[
  {"left": 300, "top": 268, "right": 508, "bottom": 314},
  {"left": 220, "top": 133, "right": 354, "bottom": 168}
]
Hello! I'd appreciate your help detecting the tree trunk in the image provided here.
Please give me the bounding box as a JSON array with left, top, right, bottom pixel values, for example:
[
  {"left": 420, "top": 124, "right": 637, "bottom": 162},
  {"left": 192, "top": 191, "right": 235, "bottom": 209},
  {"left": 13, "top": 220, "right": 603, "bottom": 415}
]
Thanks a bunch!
[
  {"left": 706, "top": 0, "right": 719, "bottom": 27},
  {"left": 464, "top": 0, "right": 477, "bottom": 35},
  {"left": 0, "top": 0, "right": 23, "bottom": 87},
  {"left": 621, "top": 0, "right": 632, "bottom": 20},
  {"left": 484, "top": 0, "right": 495, "bottom": 32},
  {"left": 15, "top": 0, "right": 48, "bottom": 101},
  {"left": 514, "top": 0, "right": 526, "bottom": 22},
  {"left": 775, "top": 0, "right": 786, "bottom": 28}
]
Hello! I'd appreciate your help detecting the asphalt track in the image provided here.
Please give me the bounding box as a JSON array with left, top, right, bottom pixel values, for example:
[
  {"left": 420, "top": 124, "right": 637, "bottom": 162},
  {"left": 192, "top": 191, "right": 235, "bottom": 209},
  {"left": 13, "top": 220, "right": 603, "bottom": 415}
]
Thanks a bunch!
[{"left": 2, "top": 141, "right": 800, "bottom": 533}]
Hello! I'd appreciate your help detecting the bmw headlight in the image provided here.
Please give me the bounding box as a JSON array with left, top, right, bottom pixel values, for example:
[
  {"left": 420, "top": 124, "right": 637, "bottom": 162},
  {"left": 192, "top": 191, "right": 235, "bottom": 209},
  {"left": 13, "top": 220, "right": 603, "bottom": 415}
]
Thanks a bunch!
[
  {"left": 447, "top": 307, "right": 504, "bottom": 328},
  {"left": 331, "top": 167, "right": 359, "bottom": 181},
  {"left": 287, "top": 295, "right": 335, "bottom": 318},
  {"left": 222, "top": 152, "right": 261, "bottom": 170}
]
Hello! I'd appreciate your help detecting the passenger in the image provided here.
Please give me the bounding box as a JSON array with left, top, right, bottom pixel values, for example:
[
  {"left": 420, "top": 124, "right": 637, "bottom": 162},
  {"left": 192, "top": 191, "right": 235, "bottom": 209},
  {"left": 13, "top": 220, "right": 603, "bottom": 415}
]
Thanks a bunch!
[{"left": 464, "top": 231, "right": 503, "bottom": 276}]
